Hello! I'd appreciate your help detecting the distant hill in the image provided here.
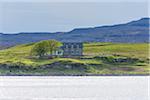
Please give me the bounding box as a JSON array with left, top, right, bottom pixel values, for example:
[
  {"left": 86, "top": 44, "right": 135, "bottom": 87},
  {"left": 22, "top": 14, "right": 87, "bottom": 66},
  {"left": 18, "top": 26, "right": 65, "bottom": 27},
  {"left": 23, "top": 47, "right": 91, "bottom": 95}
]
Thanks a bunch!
[{"left": 0, "top": 18, "right": 149, "bottom": 49}]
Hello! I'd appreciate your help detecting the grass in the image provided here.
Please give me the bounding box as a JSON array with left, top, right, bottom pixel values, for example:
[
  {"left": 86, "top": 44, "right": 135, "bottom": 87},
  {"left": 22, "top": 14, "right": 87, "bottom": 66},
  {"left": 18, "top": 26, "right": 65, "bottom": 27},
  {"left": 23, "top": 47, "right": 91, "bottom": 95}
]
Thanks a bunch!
[
  {"left": 0, "top": 42, "right": 149, "bottom": 75},
  {"left": 84, "top": 42, "right": 149, "bottom": 60}
]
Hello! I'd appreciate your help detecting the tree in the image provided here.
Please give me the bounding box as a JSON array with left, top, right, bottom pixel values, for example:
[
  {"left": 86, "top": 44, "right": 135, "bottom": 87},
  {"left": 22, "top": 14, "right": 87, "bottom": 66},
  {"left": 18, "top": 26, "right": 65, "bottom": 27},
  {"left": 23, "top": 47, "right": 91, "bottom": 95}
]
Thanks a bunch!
[
  {"left": 47, "top": 40, "right": 61, "bottom": 56},
  {"left": 31, "top": 40, "right": 49, "bottom": 57},
  {"left": 30, "top": 40, "right": 61, "bottom": 58}
]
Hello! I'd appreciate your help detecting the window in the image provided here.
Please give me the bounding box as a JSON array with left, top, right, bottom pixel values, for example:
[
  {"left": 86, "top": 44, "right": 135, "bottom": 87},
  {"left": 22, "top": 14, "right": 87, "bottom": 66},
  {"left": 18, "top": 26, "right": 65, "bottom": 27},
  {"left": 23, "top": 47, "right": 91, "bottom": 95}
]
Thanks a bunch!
[
  {"left": 68, "top": 45, "right": 71, "bottom": 48},
  {"left": 74, "top": 45, "right": 77, "bottom": 48},
  {"left": 58, "top": 51, "right": 61, "bottom": 54},
  {"left": 79, "top": 44, "right": 82, "bottom": 48},
  {"left": 71, "top": 51, "right": 74, "bottom": 53}
]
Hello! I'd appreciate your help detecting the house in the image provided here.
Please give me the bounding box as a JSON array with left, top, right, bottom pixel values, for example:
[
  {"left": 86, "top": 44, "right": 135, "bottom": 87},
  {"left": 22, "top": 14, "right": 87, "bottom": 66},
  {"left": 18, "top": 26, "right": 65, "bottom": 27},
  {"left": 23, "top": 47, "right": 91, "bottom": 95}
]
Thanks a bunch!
[
  {"left": 54, "top": 47, "right": 64, "bottom": 56},
  {"left": 62, "top": 42, "right": 83, "bottom": 57},
  {"left": 54, "top": 42, "right": 83, "bottom": 57}
]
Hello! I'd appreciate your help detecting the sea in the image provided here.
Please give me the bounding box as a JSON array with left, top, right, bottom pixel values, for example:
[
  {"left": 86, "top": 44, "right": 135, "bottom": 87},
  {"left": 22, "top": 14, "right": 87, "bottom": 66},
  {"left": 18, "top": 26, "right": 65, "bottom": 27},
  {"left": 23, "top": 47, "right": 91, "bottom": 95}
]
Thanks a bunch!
[{"left": 0, "top": 76, "right": 149, "bottom": 100}]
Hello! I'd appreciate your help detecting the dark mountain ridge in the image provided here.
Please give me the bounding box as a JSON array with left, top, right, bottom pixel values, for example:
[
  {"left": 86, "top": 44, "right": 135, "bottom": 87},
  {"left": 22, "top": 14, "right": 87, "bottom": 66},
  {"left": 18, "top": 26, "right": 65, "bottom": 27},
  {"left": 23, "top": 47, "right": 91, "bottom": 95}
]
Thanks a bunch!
[{"left": 0, "top": 18, "right": 149, "bottom": 49}]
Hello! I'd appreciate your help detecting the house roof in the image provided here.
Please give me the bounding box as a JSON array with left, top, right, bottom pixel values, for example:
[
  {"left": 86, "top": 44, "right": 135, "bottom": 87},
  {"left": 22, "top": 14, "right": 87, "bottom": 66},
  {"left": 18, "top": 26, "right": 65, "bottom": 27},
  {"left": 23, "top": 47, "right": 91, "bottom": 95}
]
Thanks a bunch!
[{"left": 63, "top": 42, "right": 83, "bottom": 45}]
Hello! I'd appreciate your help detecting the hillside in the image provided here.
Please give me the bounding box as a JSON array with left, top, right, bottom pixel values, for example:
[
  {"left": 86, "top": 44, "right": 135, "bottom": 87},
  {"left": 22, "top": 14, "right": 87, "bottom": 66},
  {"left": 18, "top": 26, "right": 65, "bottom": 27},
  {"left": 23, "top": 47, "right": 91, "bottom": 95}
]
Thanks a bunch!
[
  {"left": 0, "top": 42, "right": 149, "bottom": 76},
  {"left": 0, "top": 18, "right": 149, "bottom": 49}
]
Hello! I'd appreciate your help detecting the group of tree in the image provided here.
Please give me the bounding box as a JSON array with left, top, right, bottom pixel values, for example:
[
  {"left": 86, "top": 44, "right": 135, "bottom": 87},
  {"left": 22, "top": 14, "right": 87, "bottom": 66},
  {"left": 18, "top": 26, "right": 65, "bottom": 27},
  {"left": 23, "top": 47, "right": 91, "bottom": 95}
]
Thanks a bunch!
[{"left": 30, "top": 40, "right": 61, "bottom": 58}]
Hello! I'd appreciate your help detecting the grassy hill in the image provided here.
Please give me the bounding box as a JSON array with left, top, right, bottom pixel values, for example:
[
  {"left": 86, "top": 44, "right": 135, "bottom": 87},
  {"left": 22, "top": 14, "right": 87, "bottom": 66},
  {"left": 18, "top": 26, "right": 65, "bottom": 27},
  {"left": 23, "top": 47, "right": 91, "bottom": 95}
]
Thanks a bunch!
[{"left": 0, "top": 42, "right": 149, "bottom": 76}]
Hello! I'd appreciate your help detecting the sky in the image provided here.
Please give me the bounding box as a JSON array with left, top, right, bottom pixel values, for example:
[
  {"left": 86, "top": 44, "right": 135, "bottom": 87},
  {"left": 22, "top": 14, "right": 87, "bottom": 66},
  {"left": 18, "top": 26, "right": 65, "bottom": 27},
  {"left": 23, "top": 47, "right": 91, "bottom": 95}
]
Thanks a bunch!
[{"left": 0, "top": 0, "right": 149, "bottom": 33}]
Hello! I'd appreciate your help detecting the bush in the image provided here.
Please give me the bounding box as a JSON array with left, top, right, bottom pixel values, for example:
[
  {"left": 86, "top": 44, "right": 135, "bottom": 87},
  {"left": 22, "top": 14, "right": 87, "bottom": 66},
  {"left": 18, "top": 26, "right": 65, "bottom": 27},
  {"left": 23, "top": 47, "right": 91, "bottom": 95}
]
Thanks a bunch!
[{"left": 94, "top": 56, "right": 140, "bottom": 64}]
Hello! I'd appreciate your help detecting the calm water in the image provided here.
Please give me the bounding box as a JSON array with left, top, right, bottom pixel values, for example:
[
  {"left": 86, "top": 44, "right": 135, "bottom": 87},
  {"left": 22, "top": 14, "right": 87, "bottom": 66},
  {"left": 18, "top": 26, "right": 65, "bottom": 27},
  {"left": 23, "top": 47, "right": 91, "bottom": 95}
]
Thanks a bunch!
[{"left": 0, "top": 76, "right": 149, "bottom": 100}]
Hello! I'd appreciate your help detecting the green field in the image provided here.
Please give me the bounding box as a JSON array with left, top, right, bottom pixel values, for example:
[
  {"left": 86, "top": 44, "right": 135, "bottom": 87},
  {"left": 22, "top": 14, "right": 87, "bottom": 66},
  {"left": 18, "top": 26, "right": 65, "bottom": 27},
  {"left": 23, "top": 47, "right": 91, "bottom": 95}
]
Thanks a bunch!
[{"left": 0, "top": 42, "right": 149, "bottom": 75}]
